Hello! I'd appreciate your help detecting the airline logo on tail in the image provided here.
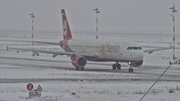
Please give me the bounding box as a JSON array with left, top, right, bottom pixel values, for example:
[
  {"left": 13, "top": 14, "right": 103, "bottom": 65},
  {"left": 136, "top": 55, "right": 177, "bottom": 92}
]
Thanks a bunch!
[
  {"left": 61, "top": 9, "right": 72, "bottom": 40},
  {"left": 63, "top": 21, "right": 67, "bottom": 36}
]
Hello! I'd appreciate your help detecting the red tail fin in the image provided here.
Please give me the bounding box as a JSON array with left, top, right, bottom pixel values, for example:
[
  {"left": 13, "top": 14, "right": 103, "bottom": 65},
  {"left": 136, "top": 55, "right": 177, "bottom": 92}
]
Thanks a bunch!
[{"left": 61, "top": 9, "right": 72, "bottom": 40}]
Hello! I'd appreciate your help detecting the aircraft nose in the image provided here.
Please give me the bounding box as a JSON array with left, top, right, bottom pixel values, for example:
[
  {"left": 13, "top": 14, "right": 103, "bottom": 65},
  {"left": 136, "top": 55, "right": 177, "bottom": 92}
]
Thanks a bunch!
[
  {"left": 137, "top": 50, "right": 144, "bottom": 59},
  {"left": 127, "top": 50, "right": 144, "bottom": 61},
  {"left": 131, "top": 50, "right": 144, "bottom": 60}
]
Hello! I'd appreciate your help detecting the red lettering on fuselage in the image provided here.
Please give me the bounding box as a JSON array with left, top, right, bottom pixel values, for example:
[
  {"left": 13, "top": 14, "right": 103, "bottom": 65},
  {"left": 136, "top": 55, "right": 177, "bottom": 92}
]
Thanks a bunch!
[{"left": 100, "top": 43, "right": 120, "bottom": 53}]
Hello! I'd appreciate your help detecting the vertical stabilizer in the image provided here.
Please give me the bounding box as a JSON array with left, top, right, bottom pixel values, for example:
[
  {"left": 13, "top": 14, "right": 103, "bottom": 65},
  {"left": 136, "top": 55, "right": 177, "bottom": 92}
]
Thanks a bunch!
[{"left": 61, "top": 9, "right": 72, "bottom": 40}]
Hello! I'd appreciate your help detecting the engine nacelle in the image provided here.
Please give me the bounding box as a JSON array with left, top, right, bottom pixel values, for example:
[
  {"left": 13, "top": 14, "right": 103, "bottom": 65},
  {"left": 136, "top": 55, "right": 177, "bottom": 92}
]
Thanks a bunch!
[
  {"left": 71, "top": 56, "right": 87, "bottom": 68},
  {"left": 128, "top": 60, "right": 143, "bottom": 67}
]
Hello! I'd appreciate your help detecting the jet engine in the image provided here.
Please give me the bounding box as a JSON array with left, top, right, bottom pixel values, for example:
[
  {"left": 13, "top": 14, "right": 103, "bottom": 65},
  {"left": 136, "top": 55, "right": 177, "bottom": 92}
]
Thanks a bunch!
[
  {"left": 128, "top": 60, "right": 143, "bottom": 67},
  {"left": 71, "top": 56, "right": 87, "bottom": 68}
]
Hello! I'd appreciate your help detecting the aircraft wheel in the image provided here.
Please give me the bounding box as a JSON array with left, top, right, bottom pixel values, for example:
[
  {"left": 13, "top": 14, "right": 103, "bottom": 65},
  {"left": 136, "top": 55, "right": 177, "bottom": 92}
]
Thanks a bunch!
[
  {"left": 117, "top": 64, "right": 121, "bottom": 70},
  {"left": 112, "top": 64, "right": 116, "bottom": 70},
  {"left": 32, "top": 53, "right": 35, "bottom": 56},
  {"left": 76, "top": 67, "right": 79, "bottom": 71},
  {"left": 129, "top": 68, "right": 133, "bottom": 73},
  {"left": 80, "top": 67, "right": 84, "bottom": 70}
]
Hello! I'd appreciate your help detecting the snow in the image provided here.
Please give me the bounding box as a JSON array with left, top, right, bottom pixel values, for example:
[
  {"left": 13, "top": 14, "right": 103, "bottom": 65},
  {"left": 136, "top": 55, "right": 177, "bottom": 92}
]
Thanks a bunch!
[
  {"left": 0, "top": 30, "right": 180, "bottom": 101},
  {"left": 0, "top": 81, "right": 180, "bottom": 101}
]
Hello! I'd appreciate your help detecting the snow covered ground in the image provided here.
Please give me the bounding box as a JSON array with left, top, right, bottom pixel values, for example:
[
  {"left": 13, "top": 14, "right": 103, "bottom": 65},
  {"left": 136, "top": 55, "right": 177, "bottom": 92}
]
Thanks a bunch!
[
  {"left": 1, "top": 81, "right": 180, "bottom": 101},
  {"left": 0, "top": 30, "right": 180, "bottom": 101}
]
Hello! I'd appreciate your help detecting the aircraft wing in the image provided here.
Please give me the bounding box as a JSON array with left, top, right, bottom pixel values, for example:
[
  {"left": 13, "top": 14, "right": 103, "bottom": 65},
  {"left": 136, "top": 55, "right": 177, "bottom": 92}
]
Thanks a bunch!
[
  {"left": 32, "top": 41, "right": 60, "bottom": 45},
  {"left": 1, "top": 39, "right": 60, "bottom": 45},
  {"left": 143, "top": 46, "right": 172, "bottom": 54},
  {"left": 6, "top": 46, "right": 97, "bottom": 58}
]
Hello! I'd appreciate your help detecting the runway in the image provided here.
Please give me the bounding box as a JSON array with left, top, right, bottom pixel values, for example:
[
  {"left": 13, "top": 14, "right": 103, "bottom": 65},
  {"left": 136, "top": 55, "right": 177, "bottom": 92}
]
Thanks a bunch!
[{"left": 0, "top": 55, "right": 180, "bottom": 83}]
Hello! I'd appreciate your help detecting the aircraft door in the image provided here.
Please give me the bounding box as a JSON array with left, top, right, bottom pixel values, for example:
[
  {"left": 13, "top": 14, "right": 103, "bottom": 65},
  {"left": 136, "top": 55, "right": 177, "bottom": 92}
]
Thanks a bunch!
[{"left": 120, "top": 43, "right": 125, "bottom": 55}]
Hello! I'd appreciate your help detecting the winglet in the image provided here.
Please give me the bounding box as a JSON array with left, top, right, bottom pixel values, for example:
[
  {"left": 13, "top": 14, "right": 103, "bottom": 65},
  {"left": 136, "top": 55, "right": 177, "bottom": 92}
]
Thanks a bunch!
[
  {"left": 170, "top": 45, "right": 173, "bottom": 49},
  {"left": 149, "top": 51, "right": 153, "bottom": 54}
]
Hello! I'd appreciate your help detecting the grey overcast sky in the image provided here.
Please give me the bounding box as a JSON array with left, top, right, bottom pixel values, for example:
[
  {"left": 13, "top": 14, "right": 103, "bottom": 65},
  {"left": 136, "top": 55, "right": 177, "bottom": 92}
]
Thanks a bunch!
[{"left": 0, "top": 0, "right": 179, "bottom": 32}]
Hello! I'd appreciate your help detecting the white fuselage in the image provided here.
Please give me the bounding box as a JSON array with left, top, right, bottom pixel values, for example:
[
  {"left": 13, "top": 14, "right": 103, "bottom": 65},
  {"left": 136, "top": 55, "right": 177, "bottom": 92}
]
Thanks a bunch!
[{"left": 64, "top": 39, "right": 144, "bottom": 62}]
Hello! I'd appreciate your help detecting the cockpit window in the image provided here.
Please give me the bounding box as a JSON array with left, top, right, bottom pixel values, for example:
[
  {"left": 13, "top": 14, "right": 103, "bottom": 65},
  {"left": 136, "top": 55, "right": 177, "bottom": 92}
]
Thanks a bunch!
[
  {"left": 127, "top": 47, "right": 142, "bottom": 50},
  {"left": 133, "top": 47, "right": 138, "bottom": 50},
  {"left": 138, "top": 47, "right": 142, "bottom": 50},
  {"left": 127, "top": 47, "right": 132, "bottom": 50},
  {"left": 127, "top": 47, "right": 131, "bottom": 50}
]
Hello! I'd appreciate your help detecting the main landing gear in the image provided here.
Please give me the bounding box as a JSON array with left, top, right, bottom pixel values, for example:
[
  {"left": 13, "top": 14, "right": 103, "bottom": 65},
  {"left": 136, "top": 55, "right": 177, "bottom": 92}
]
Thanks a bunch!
[
  {"left": 76, "top": 67, "right": 84, "bottom": 71},
  {"left": 112, "top": 62, "right": 134, "bottom": 73},
  {"left": 112, "top": 62, "right": 121, "bottom": 70}
]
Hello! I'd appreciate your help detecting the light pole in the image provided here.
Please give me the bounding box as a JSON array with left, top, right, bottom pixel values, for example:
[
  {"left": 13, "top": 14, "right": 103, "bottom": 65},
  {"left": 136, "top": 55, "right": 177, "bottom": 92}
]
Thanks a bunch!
[
  {"left": 93, "top": 7, "right": 100, "bottom": 39},
  {"left": 29, "top": 12, "right": 35, "bottom": 49},
  {"left": 169, "top": 3, "right": 177, "bottom": 64}
]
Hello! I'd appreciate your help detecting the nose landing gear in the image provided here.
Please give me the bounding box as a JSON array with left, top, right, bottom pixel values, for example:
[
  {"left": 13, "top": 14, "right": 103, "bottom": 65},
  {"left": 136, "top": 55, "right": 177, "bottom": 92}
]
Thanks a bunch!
[
  {"left": 128, "top": 62, "right": 134, "bottom": 73},
  {"left": 129, "top": 66, "right": 133, "bottom": 72}
]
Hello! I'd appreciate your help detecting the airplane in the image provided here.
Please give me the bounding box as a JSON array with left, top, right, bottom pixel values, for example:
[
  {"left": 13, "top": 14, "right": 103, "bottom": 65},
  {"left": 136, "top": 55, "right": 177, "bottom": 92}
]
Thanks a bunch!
[
  {"left": 93, "top": 7, "right": 98, "bottom": 11},
  {"left": 93, "top": 7, "right": 100, "bottom": 13},
  {"left": 29, "top": 12, "right": 35, "bottom": 18},
  {"left": 6, "top": 9, "right": 172, "bottom": 72}
]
